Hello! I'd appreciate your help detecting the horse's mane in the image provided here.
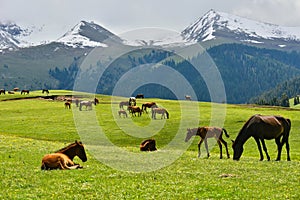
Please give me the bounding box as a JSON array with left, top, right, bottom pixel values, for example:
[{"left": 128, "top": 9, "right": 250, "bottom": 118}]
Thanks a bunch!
[
  {"left": 55, "top": 141, "right": 80, "bottom": 153},
  {"left": 235, "top": 114, "right": 259, "bottom": 141}
]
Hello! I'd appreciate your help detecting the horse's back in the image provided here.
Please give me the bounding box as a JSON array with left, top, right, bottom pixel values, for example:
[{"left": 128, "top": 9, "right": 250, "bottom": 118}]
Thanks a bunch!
[{"left": 41, "top": 153, "right": 72, "bottom": 170}]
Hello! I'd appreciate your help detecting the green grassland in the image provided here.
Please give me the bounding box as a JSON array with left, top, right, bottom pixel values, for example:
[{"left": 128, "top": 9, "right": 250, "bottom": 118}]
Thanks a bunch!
[{"left": 0, "top": 91, "right": 300, "bottom": 199}]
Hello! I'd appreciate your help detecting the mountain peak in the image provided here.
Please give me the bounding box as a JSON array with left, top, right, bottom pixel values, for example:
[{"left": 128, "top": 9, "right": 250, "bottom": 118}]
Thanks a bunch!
[
  {"left": 57, "top": 20, "right": 122, "bottom": 48},
  {"left": 182, "top": 9, "right": 300, "bottom": 45}
]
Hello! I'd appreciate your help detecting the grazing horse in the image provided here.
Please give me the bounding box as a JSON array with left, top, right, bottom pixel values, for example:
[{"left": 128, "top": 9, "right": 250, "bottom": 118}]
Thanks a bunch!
[
  {"left": 128, "top": 106, "right": 142, "bottom": 116},
  {"left": 142, "top": 102, "right": 157, "bottom": 113},
  {"left": 152, "top": 108, "right": 169, "bottom": 119},
  {"left": 119, "top": 101, "right": 129, "bottom": 109},
  {"left": 93, "top": 98, "right": 99, "bottom": 105},
  {"left": 65, "top": 101, "right": 71, "bottom": 109},
  {"left": 129, "top": 97, "right": 136, "bottom": 106},
  {"left": 42, "top": 89, "right": 49, "bottom": 95},
  {"left": 232, "top": 114, "right": 291, "bottom": 161},
  {"left": 118, "top": 110, "right": 128, "bottom": 118},
  {"left": 21, "top": 90, "right": 29, "bottom": 95},
  {"left": 79, "top": 101, "right": 92, "bottom": 111},
  {"left": 185, "top": 95, "right": 191, "bottom": 100},
  {"left": 13, "top": 87, "right": 19, "bottom": 92},
  {"left": 41, "top": 141, "right": 87, "bottom": 170},
  {"left": 185, "top": 127, "right": 230, "bottom": 159},
  {"left": 140, "top": 139, "right": 157, "bottom": 151},
  {"left": 135, "top": 94, "right": 144, "bottom": 99},
  {"left": 0, "top": 89, "right": 5, "bottom": 95}
]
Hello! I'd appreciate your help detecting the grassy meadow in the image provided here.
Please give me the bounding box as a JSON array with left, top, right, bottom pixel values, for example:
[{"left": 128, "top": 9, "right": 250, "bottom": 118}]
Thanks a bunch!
[{"left": 0, "top": 90, "right": 300, "bottom": 199}]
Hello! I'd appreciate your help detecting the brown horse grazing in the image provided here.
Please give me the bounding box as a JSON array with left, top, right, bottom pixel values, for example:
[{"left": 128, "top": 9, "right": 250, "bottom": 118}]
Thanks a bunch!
[
  {"left": 140, "top": 139, "right": 157, "bottom": 151},
  {"left": 185, "top": 95, "right": 191, "bottom": 100},
  {"left": 185, "top": 127, "right": 230, "bottom": 159},
  {"left": 232, "top": 114, "right": 291, "bottom": 161},
  {"left": 79, "top": 101, "right": 92, "bottom": 111},
  {"left": 119, "top": 101, "right": 129, "bottom": 109},
  {"left": 65, "top": 101, "right": 71, "bottom": 109},
  {"left": 142, "top": 102, "right": 157, "bottom": 113},
  {"left": 151, "top": 108, "right": 169, "bottom": 119},
  {"left": 118, "top": 110, "right": 128, "bottom": 118},
  {"left": 0, "top": 89, "right": 5, "bottom": 95},
  {"left": 41, "top": 141, "right": 87, "bottom": 170},
  {"left": 21, "top": 90, "right": 29, "bottom": 94},
  {"left": 128, "top": 106, "right": 142, "bottom": 116},
  {"left": 42, "top": 89, "right": 49, "bottom": 94}
]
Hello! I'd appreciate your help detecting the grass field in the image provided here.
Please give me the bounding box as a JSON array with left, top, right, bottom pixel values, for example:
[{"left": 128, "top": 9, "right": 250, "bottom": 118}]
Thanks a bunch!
[{"left": 0, "top": 90, "right": 300, "bottom": 199}]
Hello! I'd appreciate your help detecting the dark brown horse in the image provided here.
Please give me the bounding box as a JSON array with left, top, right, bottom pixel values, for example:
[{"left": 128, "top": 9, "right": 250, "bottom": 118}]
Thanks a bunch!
[
  {"left": 151, "top": 108, "right": 169, "bottom": 119},
  {"left": 128, "top": 106, "right": 142, "bottom": 116},
  {"left": 140, "top": 139, "right": 157, "bottom": 151},
  {"left": 128, "top": 97, "right": 136, "bottom": 106},
  {"left": 142, "top": 102, "right": 157, "bottom": 113},
  {"left": 65, "top": 101, "right": 71, "bottom": 109},
  {"left": 185, "top": 127, "right": 230, "bottom": 159},
  {"left": 232, "top": 114, "right": 291, "bottom": 161},
  {"left": 41, "top": 141, "right": 87, "bottom": 170},
  {"left": 135, "top": 94, "right": 144, "bottom": 99},
  {"left": 94, "top": 98, "right": 99, "bottom": 105},
  {"left": 119, "top": 101, "right": 129, "bottom": 109},
  {"left": 0, "top": 89, "right": 5, "bottom": 95},
  {"left": 21, "top": 90, "right": 29, "bottom": 95},
  {"left": 42, "top": 89, "right": 49, "bottom": 95}
]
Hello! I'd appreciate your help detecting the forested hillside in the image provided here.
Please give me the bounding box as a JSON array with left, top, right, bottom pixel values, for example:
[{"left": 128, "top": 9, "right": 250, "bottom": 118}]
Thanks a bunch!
[{"left": 48, "top": 43, "right": 300, "bottom": 104}]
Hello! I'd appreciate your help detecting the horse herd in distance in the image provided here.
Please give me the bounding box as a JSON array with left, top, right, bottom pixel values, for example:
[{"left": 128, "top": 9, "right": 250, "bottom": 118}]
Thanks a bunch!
[{"left": 0, "top": 88, "right": 32, "bottom": 95}]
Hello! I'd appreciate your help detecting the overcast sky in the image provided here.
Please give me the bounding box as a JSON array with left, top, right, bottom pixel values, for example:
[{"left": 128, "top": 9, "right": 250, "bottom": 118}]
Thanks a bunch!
[{"left": 1, "top": 0, "right": 300, "bottom": 40}]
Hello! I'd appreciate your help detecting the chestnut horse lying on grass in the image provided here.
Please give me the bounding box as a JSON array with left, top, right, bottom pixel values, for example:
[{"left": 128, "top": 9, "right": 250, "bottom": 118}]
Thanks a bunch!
[
  {"left": 185, "top": 127, "right": 230, "bottom": 159},
  {"left": 140, "top": 139, "right": 157, "bottom": 151},
  {"left": 41, "top": 141, "right": 87, "bottom": 170}
]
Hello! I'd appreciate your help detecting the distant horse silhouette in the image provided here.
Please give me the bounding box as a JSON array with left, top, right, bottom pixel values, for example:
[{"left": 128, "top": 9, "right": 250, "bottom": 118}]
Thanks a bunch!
[
  {"left": 185, "top": 127, "right": 230, "bottom": 159},
  {"left": 140, "top": 139, "right": 157, "bottom": 151},
  {"left": 65, "top": 101, "right": 71, "bottom": 109},
  {"left": 79, "top": 101, "right": 92, "bottom": 111},
  {"left": 119, "top": 101, "right": 129, "bottom": 109},
  {"left": 42, "top": 89, "right": 49, "bottom": 95},
  {"left": 232, "top": 114, "right": 291, "bottom": 161},
  {"left": 128, "top": 106, "right": 142, "bottom": 116},
  {"left": 13, "top": 88, "right": 19, "bottom": 92},
  {"left": 135, "top": 94, "right": 144, "bottom": 99},
  {"left": 41, "top": 140, "right": 87, "bottom": 170},
  {"left": 21, "top": 90, "right": 29, "bottom": 95},
  {"left": 94, "top": 98, "right": 99, "bottom": 105},
  {"left": 142, "top": 102, "right": 157, "bottom": 113},
  {"left": 185, "top": 95, "right": 191, "bottom": 100},
  {"left": 152, "top": 108, "right": 169, "bottom": 119},
  {"left": 129, "top": 97, "right": 136, "bottom": 106},
  {"left": 118, "top": 110, "right": 128, "bottom": 118},
  {"left": 0, "top": 89, "right": 5, "bottom": 95}
]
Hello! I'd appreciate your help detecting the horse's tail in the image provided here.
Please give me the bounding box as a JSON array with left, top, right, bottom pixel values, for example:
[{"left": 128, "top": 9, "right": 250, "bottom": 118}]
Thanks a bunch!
[
  {"left": 222, "top": 128, "right": 229, "bottom": 138},
  {"left": 165, "top": 110, "right": 169, "bottom": 119}
]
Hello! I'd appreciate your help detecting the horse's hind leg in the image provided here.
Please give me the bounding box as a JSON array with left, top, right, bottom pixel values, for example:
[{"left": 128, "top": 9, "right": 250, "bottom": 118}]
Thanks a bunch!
[
  {"left": 275, "top": 137, "right": 282, "bottom": 161},
  {"left": 204, "top": 138, "right": 210, "bottom": 158}
]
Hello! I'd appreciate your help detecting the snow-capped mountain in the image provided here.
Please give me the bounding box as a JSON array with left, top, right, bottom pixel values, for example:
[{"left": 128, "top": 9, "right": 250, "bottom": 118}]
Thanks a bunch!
[
  {"left": 56, "top": 21, "right": 122, "bottom": 48},
  {"left": 182, "top": 9, "right": 300, "bottom": 46}
]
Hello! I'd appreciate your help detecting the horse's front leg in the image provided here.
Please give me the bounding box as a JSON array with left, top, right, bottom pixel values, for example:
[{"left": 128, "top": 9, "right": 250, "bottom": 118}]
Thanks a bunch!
[
  {"left": 260, "top": 138, "right": 270, "bottom": 161},
  {"left": 198, "top": 138, "right": 204, "bottom": 158},
  {"left": 217, "top": 140, "right": 223, "bottom": 159},
  {"left": 254, "top": 137, "right": 264, "bottom": 161}
]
